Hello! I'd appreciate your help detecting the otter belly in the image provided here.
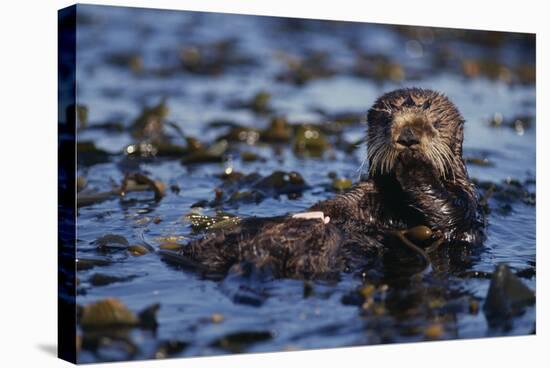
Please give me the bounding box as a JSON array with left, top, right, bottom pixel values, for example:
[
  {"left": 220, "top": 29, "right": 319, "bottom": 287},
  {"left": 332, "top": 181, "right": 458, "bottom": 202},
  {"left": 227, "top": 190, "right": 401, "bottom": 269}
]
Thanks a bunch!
[{"left": 162, "top": 217, "right": 346, "bottom": 280}]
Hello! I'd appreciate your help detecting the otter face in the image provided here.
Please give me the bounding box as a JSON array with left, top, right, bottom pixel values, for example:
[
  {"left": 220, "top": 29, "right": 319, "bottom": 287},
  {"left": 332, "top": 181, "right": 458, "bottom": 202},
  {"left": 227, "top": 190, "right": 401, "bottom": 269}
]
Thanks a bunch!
[{"left": 366, "top": 88, "right": 464, "bottom": 180}]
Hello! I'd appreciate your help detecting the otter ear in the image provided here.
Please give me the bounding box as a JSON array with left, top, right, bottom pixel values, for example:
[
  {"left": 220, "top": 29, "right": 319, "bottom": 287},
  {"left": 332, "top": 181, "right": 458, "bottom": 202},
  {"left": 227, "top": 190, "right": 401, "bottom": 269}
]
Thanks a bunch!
[
  {"left": 388, "top": 101, "right": 400, "bottom": 110},
  {"left": 402, "top": 95, "right": 416, "bottom": 107},
  {"left": 422, "top": 100, "right": 431, "bottom": 110}
]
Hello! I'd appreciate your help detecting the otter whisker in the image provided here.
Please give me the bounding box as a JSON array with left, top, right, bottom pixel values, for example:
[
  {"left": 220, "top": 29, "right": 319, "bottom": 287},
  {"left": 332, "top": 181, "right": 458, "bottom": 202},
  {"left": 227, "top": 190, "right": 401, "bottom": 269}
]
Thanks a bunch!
[
  {"left": 438, "top": 146, "right": 451, "bottom": 180},
  {"left": 368, "top": 141, "right": 387, "bottom": 176},
  {"left": 432, "top": 141, "right": 455, "bottom": 181},
  {"left": 380, "top": 149, "right": 388, "bottom": 174},
  {"left": 426, "top": 145, "right": 445, "bottom": 180},
  {"left": 390, "top": 149, "right": 398, "bottom": 174},
  {"left": 436, "top": 142, "right": 457, "bottom": 182},
  {"left": 357, "top": 139, "right": 370, "bottom": 179},
  {"left": 371, "top": 150, "right": 385, "bottom": 175},
  {"left": 430, "top": 143, "right": 445, "bottom": 179},
  {"left": 381, "top": 149, "right": 390, "bottom": 175},
  {"left": 382, "top": 146, "right": 395, "bottom": 175}
]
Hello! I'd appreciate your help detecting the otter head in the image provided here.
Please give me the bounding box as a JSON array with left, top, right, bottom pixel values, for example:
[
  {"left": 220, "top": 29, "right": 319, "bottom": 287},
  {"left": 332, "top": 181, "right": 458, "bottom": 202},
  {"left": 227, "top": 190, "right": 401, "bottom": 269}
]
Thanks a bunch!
[{"left": 366, "top": 88, "right": 465, "bottom": 181}]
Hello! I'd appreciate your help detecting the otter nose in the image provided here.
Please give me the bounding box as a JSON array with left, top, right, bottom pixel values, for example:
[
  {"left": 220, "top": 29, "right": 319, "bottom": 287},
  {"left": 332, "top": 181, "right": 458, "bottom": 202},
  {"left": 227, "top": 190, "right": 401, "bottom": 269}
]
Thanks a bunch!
[{"left": 397, "top": 127, "right": 420, "bottom": 147}]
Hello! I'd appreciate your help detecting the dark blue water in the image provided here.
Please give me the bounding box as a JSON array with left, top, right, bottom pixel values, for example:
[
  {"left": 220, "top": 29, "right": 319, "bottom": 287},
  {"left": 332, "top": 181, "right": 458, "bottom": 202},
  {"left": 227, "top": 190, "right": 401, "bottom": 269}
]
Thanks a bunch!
[{"left": 74, "top": 5, "right": 535, "bottom": 363}]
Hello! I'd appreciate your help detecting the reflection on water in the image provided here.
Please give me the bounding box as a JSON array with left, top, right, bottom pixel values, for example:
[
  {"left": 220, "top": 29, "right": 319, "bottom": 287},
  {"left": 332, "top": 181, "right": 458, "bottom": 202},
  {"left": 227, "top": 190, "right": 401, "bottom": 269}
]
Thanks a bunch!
[{"left": 72, "top": 4, "right": 535, "bottom": 363}]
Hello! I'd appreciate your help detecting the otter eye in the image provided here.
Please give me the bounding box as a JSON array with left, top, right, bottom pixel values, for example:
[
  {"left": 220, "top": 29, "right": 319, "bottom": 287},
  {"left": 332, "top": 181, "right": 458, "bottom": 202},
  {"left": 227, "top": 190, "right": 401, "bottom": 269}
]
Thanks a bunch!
[{"left": 433, "top": 121, "right": 441, "bottom": 129}]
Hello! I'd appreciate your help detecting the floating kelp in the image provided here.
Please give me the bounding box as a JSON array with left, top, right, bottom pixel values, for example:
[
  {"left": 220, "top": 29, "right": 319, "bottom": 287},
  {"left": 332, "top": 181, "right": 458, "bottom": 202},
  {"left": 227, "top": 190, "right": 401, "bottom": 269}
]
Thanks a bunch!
[
  {"left": 474, "top": 177, "right": 536, "bottom": 210},
  {"left": 357, "top": 280, "right": 476, "bottom": 341},
  {"left": 248, "top": 91, "right": 271, "bottom": 114},
  {"left": 488, "top": 113, "right": 534, "bottom": 135},
  {"left": 79, "top": 329, "right": 138, "bottom": 359},
  {"left": 180, "top": 39, "right": 256, "bottom": 75},
  {"left": 276, "top": 51, "right": 335, "bottom": 85},
  {"left": 124, "top": 135, "right": 209, "bottom": 159},
  {"left": 218, "top": 126, "right": 261, "bottom": 145},
  {"left": 312, "top": 110, "right": 364, "bottom": 136},
  {"left": 138, "top": 303, "right": 161, "bottom": 329},
  {"left": 404, "top": 225, "right": 433, "bottom": 243},
  {"left": 210, "top": 331, "right": 273, "bottom": 353},
  {"left": 154, "top": 340, "right": 188, "bottom": 359},
  {"left": 127, "top": 244, "right": 151, "bottom": 256},
  {"left": 353, "top": 53, "right": 405, "bottom": 82},
  {"left": 240, "top": 151, "right": 263, "bottom": 162},
  {"left": 158, "top": 248, "right": 205, "bottom": 272},
  {"left": 249, "top": 171, "right": 307, "bottom": 200},
  {"left": 155, "top": 235, "right": 187, "bottom": 243},
  {"left": 386, "top": 225, "right": 445, "bottom": 274},
  {"left": 424, "top": 323, "right": 444, "bottom": 340},
  {"left": 331, "top": 177, "right": 352, "bottom": 192},
  {"left": 293, "top": 125, "right": 329, "bottom": 155},
  {"left": 186, "top": 137, "right": 218, "bottom": 153},
  {"left": 88, "top": 273, "right": 137, "bottom": 287},
  {"left": 462, "top": 58, "right": 512, "bottom": 82},
  {"left": 120, "top": 173, "right": 166, "bottom": 201},
  {"left": 217, "top": 170, "right": 251, "bottom": 183},
  {"left": 79, "top": 298, "right": 160, "bottom": 330},
  {"left": 205, "top": 170, "right": 308, "bottom": 207},
  {"left": 122, "top": 40, "right": 257, "bottom": 78},
  {"left": 225, "top": 190, "right": 264, "bottom": 204},
  {"left": 207, "top": 119, "right": 243, "bottom": 129},
  {"left": 76, "top": 256, "right": 112, "bottom": 271},
  {"left": 483, "top": 264, "right": 535, "bottom": 326},
  {"left": 217, "top": 117, "right": 293, "bottom": 145},
  {"left": 95, "top": 234, "right": 130, "bottom": 251},
  {"left": 123, "top": 142, "right": 177, "bottom": 158},
  {"left": 341, "top": 283, "right": 389, "bottom": 316},
  {"left": 228, "top": 91, "right": 273, "bottom": 114},
  {"left": 320, "top": 111, "right": 364, "bottom": 126},
  {"left": 77, "top": 141, "right": 112, "bottom": 166},
  {"left": 462, "top": 59, "right": 535, "bottom": 85},
  {"left": 181, "top": 140, "right": 228, "bottom": 164},
  {"left": 80, "top": 298, "right": 140, "bottom": 328},
  {"left": 77, "top": 172, "right": 166, "bottom": 207},
  {"left": 105, "top": 51, "right": 143, "bottom": 73},
  {"left": 77, "top": 189, "right": 119, "bottom": 207},
  {"left": 159, "top": 242, "right": 184, "bottom": 251},
  {"left": 180, "top": 150, "right": 224, "bottom": 165},
  {"left": 465, "top": 157, "right": 493, "bottom": 167},
  {"left": 253, "top": 171, "right": 306, "bottom": 190},
  {"left": 130, "top": 99, "right": 169, "bottom": 142},
  {"left": 261, "top": 117, "right": 292, "bottom": 143},
  {"left": 86, "top": 120, "right": 126, "bottom": 133},
  {"left": 185, "top": 211, "right": 241, "bottom": 233},
  {"left": 215, "top": 118, "right": 336, "bottom": 157}
]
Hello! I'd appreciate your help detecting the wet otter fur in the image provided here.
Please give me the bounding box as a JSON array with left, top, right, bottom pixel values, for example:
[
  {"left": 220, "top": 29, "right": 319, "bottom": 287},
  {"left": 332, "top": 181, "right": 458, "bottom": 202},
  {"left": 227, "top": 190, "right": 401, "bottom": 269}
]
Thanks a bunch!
[{"left": 165, "top": 88, "right": 485, "bottom": 280}]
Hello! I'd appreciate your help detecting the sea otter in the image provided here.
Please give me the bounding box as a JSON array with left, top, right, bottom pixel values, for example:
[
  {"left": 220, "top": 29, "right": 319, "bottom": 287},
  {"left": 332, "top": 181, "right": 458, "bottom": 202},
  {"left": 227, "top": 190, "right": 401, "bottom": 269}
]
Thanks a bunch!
[{"left": 161, "top": 88, "right": 486, "bottom": 279}]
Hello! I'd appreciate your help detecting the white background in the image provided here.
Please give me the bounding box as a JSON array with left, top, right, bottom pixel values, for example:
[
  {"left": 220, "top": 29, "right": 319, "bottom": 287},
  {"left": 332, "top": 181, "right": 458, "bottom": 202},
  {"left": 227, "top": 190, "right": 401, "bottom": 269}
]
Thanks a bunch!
[{"left": 0, "top": 0, "right": 546, "bottom": 367}]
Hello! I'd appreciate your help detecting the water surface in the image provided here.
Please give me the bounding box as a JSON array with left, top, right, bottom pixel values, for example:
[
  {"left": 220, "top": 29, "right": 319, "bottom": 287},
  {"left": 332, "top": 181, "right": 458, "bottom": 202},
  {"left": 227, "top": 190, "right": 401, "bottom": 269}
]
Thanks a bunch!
[{"left": 73, "top": 5, "right": 536, "bottom": 363}]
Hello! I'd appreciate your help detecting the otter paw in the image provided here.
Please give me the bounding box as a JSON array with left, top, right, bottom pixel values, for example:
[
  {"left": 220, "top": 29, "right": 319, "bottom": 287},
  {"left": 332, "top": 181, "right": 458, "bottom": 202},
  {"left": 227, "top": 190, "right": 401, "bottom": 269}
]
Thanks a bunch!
[{"left": 292, "top": 211, "right": 330, "bottom": 224}]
